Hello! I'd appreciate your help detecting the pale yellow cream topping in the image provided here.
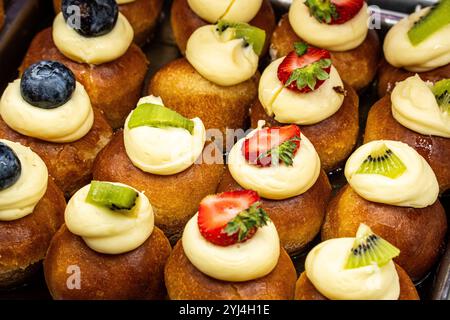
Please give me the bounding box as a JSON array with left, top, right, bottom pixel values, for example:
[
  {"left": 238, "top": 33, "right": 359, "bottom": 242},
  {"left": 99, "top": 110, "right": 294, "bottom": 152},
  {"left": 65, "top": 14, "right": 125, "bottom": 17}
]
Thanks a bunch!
[
  {"left": 187, "top": 0, "right": 263, "bottom": 23},
  {"left": 0, "top": 140, "right": 48, "bottom": 221}
]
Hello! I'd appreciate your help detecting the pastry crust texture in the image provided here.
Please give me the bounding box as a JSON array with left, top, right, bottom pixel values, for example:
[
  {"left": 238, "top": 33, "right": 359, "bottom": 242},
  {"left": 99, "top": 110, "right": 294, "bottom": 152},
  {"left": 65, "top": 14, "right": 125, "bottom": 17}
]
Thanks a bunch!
[
  {"left": 170, "top": 0, "right": 276, "bottom": 56},
  {"left": 294, "top": 264, "right": 420, "bottom": 300},
  {"left": 165, "top": 241, "right": 297, "bottom": 300},
  {"left": 364, "top": 95, "right": 450, "bottom": 192},
  {"left": 53, "top": 0, "right": 164, "bottom": 46},
  {"left": 0, "top": 178, "right": 66, "bottom": 288},
  {"left": 250, "top": 82, "right": 359, "bottom": 172},
  {"left": 44, "top": 224, "right": 171, "bottom": 300},
  {"left": 93, "top": 130, "right": 225, "bottom": 242},
  {"left": 217, "top": 168, "right": 332, "bottom": 254},
  {"left": 0, "top": 0, "right": 4, "bottom": 30},
  {"left": 323, "top": 184, "right": 447, "bottom": 280},
  {"left": 270, "top": 14, "right": 380, "bottom": 91},
  {"left": 20, "top": 28, "right": 149, "bottom": 129}
]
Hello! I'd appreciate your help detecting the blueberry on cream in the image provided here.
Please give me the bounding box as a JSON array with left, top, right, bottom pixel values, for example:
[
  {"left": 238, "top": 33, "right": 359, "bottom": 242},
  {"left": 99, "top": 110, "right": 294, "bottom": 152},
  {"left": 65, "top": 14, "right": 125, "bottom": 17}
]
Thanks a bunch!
[{"left": 0, "top": 142, "right": 21, "bottom": 191}]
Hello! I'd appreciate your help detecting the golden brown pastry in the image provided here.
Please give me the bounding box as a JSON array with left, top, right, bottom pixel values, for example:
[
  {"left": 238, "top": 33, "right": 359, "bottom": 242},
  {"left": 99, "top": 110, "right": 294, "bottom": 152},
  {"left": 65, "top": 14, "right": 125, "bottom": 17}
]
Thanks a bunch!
[
  {"left": 295, "top": 265, "right": 419, "bottom": 300},
  {"left": 93, "top": 130, "right": 224, "bottom": 241},
  {"left": 0, "top": 0, "right": 4, "bottom": 30},
  {"left": 365, "top": 95, "right": 450, "bottom": 192},
  {"left": 53, "top": 0, "right": 164, "bottom": 46},
  {"left": 270, "top": 14, "right": 380, "bottom": 91},
  {"left": 171, "top": 0, "right": 276, "bottom": 56},
  {"left": 148, "top": 58, "right": 258, "bottom": 143},
  {"left": 165, "top": 241, "right": 297, "bottom": 300},
  {"left": 323, "top": 184, "right": 447, "bottom": 280},
  {"left": 44, "top": 182, "right": 171, "bottom": 300},
  {"left": 251, "top": 82, "right": 359, "bottom": 172},
  {"left": 0, "top": 140, "right": 66, "bottom": 288}
]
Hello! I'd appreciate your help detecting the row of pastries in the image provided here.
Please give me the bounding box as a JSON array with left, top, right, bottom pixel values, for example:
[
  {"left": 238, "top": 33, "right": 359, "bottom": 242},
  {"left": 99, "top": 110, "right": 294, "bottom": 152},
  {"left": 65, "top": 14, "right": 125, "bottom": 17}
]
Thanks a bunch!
[{"left": 0, "top": 0, "right": 449, "bottom": 300}]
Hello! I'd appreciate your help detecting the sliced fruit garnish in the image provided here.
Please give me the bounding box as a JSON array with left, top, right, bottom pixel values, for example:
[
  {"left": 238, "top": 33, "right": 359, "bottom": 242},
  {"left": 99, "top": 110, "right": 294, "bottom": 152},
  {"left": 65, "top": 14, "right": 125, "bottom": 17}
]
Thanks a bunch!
[
  {"left": 304, "top": 0, "right": 364, "bottom": 25},
  {"left": 242, "top": 125, "right": 301, "bottom": 167},
  {"left": 216, "top": 20, "right": 266, "bottom": 55},
  {"left": 408, "top": 0, "right": 450, "bottom": 46},
  {"left": 86, "top": 181, "right": 138, "bottom": 211},
  {"left": 128, "top": 103, "right": 194, "bottom": 134},
  {"left": 197, "top": 190, "right": 270, "bottom": 246},
  {"left": 356, "top": 143, "right": 407, "bottom": 179},
  {"left": 277, "top": 42, "right": 332, "bottom": 93},
  {"left": 431, "top": 78, "right": 450, "bottom": 113},
  {"left": 345, "top": 223, "right": 400, "bottom": 269}
]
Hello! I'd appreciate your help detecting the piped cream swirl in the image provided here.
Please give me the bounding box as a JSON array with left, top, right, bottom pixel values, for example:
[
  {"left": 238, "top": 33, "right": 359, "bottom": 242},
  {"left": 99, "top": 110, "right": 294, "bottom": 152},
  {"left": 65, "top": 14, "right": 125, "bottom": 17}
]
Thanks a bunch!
[
  {"left": 345, "top": 140, "right": 439, "bottom": 208},
  {"left": 187, "top": 0, "right": 263, "bottom": 23},
  {"left": 124, "top": 96, "right": 206, "bottom": 175},
  {"left": 288, "top": 0, "right": 369, "bottom": 51},
  {"left": 0, "top": 79, "right": 93, "bottom": 143},
  {"left": 182, "top": 213, "right": 280, "bottom": 282},
  {"left": 65, "top": 183, "right": 154, "bottom": 254},
  {"left": 259, "top": 58, "right": 344, "bottom": 124},
  {"left": 391, "top": 75, "right": 450, "bottom": 138},
  {"left": 383, "top": 8, "right": 450, "bottom": 72},
  {"left": 53, "top": 12, "right": 133, "bottom": 65},
  {"left": 186, "top": 25, "right": 258, "bottom": 86},
  {"left": 305, "top": 237, "right": 400, "bottom": 300},
  {"left": 0, "top": 140, "right": 48, "bottom": 221},
  {"left": 228, "top": 122, "right": 321, "bottom": 200}
]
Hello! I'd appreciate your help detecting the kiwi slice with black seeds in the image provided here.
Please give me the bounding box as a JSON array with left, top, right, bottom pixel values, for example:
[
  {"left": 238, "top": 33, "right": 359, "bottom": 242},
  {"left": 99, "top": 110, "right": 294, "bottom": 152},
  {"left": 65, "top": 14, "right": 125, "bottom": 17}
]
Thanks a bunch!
[
  {"left": 128, "top": 103, "right": 194, "bottom": 134},
  {"left": 216, "top": 20, "right": 266, "bottom": 56},
  {"left": 86, "top": 181, "right": 138, "bottom": 211},
  {"left": 356, "top": 143, "right": 407, "bottom": 179},
  {"left": 345, "top": 224, "right": 400, "bottom": 269},
  {"left": 431, "top": 78, "right": 450, "bottom": 113}
]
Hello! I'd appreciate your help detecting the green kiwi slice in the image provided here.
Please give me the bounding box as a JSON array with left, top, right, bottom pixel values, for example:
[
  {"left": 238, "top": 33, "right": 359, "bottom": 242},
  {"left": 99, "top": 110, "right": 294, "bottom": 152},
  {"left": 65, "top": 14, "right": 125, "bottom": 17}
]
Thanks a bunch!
[
  {"left": 216, "top": 20, "right": 266, "bottom": 55},
  {"left": 356, "top": 143, "right": 407, "bottom": 179},
  {"left": 431, "top": 79, "right": 450, "bottom": 113},
  {"left": 86, "top": 181, "right": 138, "bottom": 211},
  {"left": 408, "top": 0, "right": 450, "bottom": 46},
  {"left": 128, "top": 103, "right": 194, "bottom": 134},
  {"left": 345, "top": 224, "right": 400, "bottom": 269}
]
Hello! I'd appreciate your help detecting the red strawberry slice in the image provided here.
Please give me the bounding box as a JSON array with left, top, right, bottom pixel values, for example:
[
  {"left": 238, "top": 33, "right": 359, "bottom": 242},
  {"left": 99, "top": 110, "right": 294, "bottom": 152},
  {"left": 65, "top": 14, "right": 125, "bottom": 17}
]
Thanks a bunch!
[
  {"left": 242, "top": 125, "right": 301, "bottom": 167},
  {"left": 277, "top": 43, "right": 331, "bottom": 93},
  {"left": 304, "top": 0, "right": 364, "bottom": 25},
  {"left": 198, "top": 190, "right": 264, "bottom": 246}
]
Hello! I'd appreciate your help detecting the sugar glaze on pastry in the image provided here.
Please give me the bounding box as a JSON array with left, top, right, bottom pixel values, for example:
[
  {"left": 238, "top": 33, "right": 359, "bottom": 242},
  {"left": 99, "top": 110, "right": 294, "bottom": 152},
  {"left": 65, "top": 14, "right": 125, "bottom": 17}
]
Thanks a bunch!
[
  {"left": 0, "top": 140, "right": 48, "bottom": 221},
  {"left": 187, "top": 0, "right": 263, "bottom": 23}
]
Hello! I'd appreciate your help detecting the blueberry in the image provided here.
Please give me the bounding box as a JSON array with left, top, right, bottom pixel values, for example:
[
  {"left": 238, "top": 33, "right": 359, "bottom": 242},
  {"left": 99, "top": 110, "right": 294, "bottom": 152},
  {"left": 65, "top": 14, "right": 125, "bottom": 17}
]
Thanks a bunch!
[
  {"left": 62, "top": 0, "right": 119, "bottom": 37},
  {"left": 20, "top": 61, "right": 76, "bottom": 109},
  {"left": 0, "top": 142, "right": 22, "bottom": 191}
]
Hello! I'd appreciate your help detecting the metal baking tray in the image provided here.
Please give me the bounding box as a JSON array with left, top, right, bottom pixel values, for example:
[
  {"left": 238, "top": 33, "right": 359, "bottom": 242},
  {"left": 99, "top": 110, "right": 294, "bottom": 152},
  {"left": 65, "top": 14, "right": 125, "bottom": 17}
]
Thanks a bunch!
[{"left": 0, "top": 0, "right": 448, "bottom": 300}]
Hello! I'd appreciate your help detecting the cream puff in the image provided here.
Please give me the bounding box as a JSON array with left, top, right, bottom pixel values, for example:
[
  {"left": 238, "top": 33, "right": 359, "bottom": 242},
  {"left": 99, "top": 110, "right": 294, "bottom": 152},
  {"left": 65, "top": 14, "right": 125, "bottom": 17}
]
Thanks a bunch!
[
  {"left": 0, "top": 140, "right": 66, "bottom": 288},
  {"left": 379, "top": 2, "right": 450, "bottom": 97},
  {"left": 20, "top": 0, "right": 148, "bottom": 129},
  {"left": 250, "top": 42, "right": 359, "bottom": 172},
  {"left": 296, "top": 224, "right": 419, "bottom": 300},
  {"left": 93, "top": 95, "right": 224, "bottom": 241},
  {"left": 323, "top": 140, "right": 447, "bottom": 280},
  {"left": 365, "top": 75, "right": 450, "bottom": 192},
  {"left": 148, "top": 21, "right": 264, "bottom": 145},
  {"left": 217, "top": 122, "right": 332, "bottom": 254},
  {"left": 0, "top": 61, "right": 112, "bottom": 196},
  {"left": 53, "top": 0, "right": 164, "bottom": 46},
  {"left": 44, "top": 181, "right": 171, "bottom": 299},
  {"left": 270, "top": 0, "right": 380, "bottom": 91},
  {"left": 171, "top": 0, "right": 276, "bottom": 56},
  {"left": 165, "top": 190, "right": 297, "bottom": 300}
]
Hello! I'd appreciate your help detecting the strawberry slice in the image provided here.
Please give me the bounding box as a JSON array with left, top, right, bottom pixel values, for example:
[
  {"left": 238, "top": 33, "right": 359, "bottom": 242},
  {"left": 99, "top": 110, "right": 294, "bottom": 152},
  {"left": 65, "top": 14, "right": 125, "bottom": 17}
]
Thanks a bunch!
[
  {"left": 277, "top": 42, "right": 332, "bottom": 93},
  {"left": 242, "top": 124, "right": 301, "bottom": 167},
  {"left": 198, "top": 190, "right": 270, "bottom": 246},
  {"left": 304, "top": 0, "right": 364, "bottom": 25}
]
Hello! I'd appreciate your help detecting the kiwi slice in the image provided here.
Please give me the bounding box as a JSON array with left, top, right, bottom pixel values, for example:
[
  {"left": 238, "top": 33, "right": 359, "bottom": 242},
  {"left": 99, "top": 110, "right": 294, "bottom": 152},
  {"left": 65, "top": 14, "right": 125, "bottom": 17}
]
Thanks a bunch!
[
  {"left": 128, "top": 103, "right": 194, "bottom": 134},
  {"left": 408, "top": 0, "right": 450, "bottom": 46},
  {"left": 431, "top": 79, "right": 450, "bottom": 113},
  {"left": 356, "top": 143, "right": 407, "bottom": 179},
  {"left": 216, "top": 20, "right": 266, "bottom": 55},
  {"left": 345, "top": 224, "right": 400, "bottom": 269},
  {"left": 86, "top": 181, "right": 138, "bottom": 211}
]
